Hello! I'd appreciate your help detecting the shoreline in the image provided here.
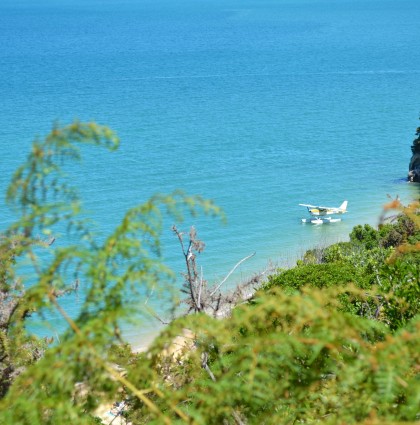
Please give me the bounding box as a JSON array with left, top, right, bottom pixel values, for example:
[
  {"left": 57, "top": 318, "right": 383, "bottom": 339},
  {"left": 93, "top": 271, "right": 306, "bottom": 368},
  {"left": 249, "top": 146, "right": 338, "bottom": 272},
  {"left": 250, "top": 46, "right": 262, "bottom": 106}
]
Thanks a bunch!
[
  {"left": 122, "top": 259, "right": 284, "bottom": 353},
  {"left": 124, "top": 324, "right": 166, "bottom": 353},
  {"left": 131, "top": 332, "right": 160, "bottom": 353}
]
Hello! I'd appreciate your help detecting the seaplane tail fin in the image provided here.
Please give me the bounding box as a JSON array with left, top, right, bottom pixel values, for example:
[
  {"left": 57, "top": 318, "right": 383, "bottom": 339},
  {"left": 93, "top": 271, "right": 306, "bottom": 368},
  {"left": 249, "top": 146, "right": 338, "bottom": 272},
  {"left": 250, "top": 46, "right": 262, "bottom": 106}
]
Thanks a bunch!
[{"left": 339, "top": 201, "right": 348, "bottom": 212}]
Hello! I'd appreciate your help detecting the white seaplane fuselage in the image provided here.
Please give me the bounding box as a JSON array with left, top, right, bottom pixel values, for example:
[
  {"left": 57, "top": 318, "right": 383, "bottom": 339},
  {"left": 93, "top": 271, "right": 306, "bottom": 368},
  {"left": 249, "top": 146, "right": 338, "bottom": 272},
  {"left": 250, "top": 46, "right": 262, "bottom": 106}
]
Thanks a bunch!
[{"left": 299, "top": 201, "right": 348, "bottom": 225}]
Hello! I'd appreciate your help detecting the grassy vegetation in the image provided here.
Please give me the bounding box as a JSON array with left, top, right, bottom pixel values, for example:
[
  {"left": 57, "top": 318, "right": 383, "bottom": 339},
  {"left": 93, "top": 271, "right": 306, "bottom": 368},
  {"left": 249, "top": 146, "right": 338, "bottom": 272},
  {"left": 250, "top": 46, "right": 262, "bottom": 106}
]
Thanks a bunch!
[
  {"left": 0, "top": 123, "right": 419, "bottom": 424},
  {"left": 115, "top": 209, "right": 420, "bottom": 424}
]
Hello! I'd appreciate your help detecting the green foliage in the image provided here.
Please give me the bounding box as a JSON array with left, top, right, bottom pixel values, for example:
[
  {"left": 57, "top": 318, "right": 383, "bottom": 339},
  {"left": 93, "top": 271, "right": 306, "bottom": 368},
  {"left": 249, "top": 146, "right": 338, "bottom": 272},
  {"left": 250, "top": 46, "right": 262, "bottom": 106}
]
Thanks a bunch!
[
  {"left": 322, "top": 241, "right": 354, "bottom": 263},
  {"left": 1, "top": 122, "right": 419, "bottom": 425},
  {"left": 350, "top": 224, "right": 381, "bottom": 250},
  {"left": 350, "top": 216, "right": 419, "bottom": 251},
  {"left": 266, "top": 212, "right": 420, "bottom": 332},
  {"left": 0, "top": 122, "right": 221, "bottom": 424},
  {"left": 124, "top": 287, "right": 419, "bottom": 424},
  {"left": 6, "top": 121, "right": 119, "bottom": 239},
  {"left": 378, "top": 259, "right": 420, "bottom": 330},
  {"left": 107, "top": 342, "right": 139, "bottom": 368},
  {"left": 264, "top": 261, "right": 371, "bottom": 292}
]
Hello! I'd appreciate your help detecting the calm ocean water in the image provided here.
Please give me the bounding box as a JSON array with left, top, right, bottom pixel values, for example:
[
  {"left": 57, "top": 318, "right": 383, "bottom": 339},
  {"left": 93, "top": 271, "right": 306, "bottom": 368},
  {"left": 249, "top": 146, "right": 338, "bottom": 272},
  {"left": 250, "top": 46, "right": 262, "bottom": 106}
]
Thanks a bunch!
[{"left": 1, "top": 0, "right": 420, "bottom": 346}]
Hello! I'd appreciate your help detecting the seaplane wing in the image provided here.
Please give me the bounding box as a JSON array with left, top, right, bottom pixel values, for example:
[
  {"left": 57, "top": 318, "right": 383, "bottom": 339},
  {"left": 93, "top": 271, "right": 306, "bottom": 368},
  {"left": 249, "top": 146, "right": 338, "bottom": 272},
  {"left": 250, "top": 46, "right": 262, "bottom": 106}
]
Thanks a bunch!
[{"left": 299, "top": 201, "right": 348, "bottom": 216}]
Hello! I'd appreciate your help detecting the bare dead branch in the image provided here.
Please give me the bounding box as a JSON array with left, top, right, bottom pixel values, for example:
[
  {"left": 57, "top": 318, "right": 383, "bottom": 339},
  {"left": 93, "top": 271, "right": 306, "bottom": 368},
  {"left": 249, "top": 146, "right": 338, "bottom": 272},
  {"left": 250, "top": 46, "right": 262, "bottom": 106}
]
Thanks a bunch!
[
  {"left": 209, "top": 252, "right": 256, "bottom": 297},
  {"left": 172, "top": 226, "right": 274, "bottom": 320},
  {"left": 144, "top": 305, "right": 170, "bottom": 325},
  {"left": 201, "top": 352, "right": 216, "bottom": 382},
  {"left": 232, "top": 410, "right": 246, "bottom": 425}
]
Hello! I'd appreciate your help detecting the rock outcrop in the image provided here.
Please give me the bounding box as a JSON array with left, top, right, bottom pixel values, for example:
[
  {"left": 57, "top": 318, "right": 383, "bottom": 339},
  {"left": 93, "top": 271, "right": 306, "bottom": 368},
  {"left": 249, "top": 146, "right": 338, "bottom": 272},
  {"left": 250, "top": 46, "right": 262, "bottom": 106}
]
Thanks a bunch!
[{"left": 408, "top": 121, "right": 420, "bottom": 182}]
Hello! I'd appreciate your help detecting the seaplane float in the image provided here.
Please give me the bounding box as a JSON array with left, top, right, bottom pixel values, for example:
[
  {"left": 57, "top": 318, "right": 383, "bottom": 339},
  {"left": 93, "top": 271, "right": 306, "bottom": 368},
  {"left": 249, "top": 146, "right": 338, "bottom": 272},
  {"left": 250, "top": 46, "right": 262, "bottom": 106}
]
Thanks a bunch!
[{"left": 299, "top": 201, "right": 348, "bottom": 224}]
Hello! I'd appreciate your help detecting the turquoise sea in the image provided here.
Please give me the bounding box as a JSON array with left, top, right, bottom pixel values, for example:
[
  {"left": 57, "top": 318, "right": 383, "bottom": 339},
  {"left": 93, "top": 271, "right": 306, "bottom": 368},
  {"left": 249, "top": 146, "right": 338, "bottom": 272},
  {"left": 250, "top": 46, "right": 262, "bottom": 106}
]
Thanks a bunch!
[{"left": 1, "top": 0, "right": 420, "bottom": 346}]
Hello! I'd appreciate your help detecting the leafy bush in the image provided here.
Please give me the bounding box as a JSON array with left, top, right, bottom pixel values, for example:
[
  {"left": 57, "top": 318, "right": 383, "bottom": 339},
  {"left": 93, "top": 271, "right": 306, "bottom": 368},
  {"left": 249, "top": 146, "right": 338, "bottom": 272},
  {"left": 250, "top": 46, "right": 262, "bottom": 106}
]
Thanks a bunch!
[
  {"left": 378, "top": 260, "right": 420, "bottom": 330},
  {"left": 0, "top": 123, "right": 419, "bottom": 424},
  {"left": 0, "top": 122, "right": 221, "bottom": 424},
  {"left": 124, "top": 287, "right": 420, "bottom": 424},
  {"left": 350, "top": 224, "right": 381, "bottom": 250},
  {"left": 264, "top": 261, "right": 371, "bottom": 292}
]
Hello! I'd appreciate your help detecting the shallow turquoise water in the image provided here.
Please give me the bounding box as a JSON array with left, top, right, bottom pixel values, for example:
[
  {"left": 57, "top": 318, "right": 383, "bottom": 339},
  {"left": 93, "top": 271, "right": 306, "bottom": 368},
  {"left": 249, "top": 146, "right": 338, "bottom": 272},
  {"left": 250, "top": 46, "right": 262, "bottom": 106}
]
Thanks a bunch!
[{"left": 1, "top": 0, "right": 419, "bottom": 346}]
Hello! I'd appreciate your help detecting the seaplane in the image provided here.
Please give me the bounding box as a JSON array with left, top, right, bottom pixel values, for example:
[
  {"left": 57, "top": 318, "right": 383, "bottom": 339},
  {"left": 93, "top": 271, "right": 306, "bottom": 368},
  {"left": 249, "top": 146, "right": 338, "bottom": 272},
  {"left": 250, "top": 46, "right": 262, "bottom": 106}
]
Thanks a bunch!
[{"left": 299, "top": 201, "right": 348, "bottom": 224}]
